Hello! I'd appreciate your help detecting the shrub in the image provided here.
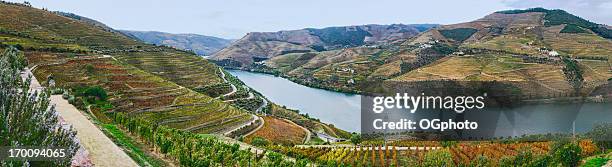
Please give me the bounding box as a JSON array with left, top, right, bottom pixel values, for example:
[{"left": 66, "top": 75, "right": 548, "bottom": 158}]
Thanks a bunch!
[
  {"left": 251, "top": 137, "right": 270, "bottom": 147},
  {"left": 77, "top": 86, "right": 108, "bottom": 101},
  {"left": 472, "top": 155, "right": 491, "bottom": 167},
  {"left": 553, "top": 142, "right": 582, "bottom": 167},
  {"left": 422, "top": 148, "right": 454, "bottom": 167},
  {"left": 50, "top": 88, "right": 64, "bottom": 95},
  {"left": 85, "top": 64, "right": 95, "bottom": 74},
  {"left": 497, "top": 156, "right": 514, "bottom": 167},
  {"left": 350, "top": 133, "right": 362, "bottom": 145},
  {"left": 585, "top": 123, "right": 612, "bottom": 150}
]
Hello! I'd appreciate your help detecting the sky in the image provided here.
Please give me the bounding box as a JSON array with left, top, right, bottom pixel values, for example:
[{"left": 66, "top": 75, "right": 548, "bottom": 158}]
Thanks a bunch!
[{"left": 9, "top": 0, "right": 612, "bottom": 39}]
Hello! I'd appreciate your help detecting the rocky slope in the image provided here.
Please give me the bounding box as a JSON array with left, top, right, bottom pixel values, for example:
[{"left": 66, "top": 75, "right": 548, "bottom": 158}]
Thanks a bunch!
[
  {"left": 210, "top": 24, "right": 437, "bottom": 67},
  {"left": 257, "top": 8, "right": 611, "bottom": 98},
  {"left": 120, "top": 30, "right": 233, "bottom": 55}
]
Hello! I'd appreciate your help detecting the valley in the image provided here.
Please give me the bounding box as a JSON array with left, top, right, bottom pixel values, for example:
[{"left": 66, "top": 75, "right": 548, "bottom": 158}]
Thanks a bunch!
[
  {"left": 213, "top": 8, "right": 612, "bottom": 102},
  {"left": 1, "top": 1, "right": 612, "bottom": 166}
]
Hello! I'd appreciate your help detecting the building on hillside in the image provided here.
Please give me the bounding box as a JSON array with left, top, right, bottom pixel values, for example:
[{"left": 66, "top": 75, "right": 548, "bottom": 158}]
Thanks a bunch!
[{"left": 548, "top": 51, "right": 559, "bottom": 56}]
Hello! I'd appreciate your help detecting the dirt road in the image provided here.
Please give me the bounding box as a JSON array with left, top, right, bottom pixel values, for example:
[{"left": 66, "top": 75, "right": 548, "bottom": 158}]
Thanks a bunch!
[
  {"left": 24, "top": 67, "right": 137, "bottom": 167},
  {"left": 51, "top": 95, "right": 139, "bottom": 167}
]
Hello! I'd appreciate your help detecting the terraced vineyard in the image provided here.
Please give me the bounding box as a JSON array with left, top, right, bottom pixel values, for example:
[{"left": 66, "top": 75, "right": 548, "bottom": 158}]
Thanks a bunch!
[
  {"left": 27, "top": 52, "right": 252, "bottom": 134},
  {"left": 245, "top": 116, "right": 308, "bottom": 146},
  {"left": 392, "top": 54, "right": 581, "bottom": 97},
  {"left": 115, "top": 50, "right": 223, "bottom": 90},
  {"left": 0, "top": 3, "right": 349, "bottom": 152},
  {"left": 268, "top": 140, "right": 598, "bottom": 166}
]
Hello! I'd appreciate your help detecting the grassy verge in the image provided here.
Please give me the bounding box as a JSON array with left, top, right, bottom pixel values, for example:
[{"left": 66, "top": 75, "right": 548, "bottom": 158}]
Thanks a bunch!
[
  {"left": 101, "top": 124, "right": 167, "bottom": 167},
  {"left": 583, "top": 157, "right": 609, "bottom": 167}
]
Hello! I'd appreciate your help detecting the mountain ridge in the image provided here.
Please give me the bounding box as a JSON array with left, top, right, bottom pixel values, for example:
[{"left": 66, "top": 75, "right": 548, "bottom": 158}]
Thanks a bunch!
[
  {"left": 120, "top": 30, "right": 233, "bottom": 56},
  {"left": 250, "top": 8, "right": 611, "bottom": 97},
  {"left": 210, "top": 24, "right": 438, "bottom": 67}
]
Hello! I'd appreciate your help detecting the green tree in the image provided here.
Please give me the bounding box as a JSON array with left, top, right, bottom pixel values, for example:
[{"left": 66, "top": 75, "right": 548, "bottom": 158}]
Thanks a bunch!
[
  {"left": 80, "top": 86, "right": 108, "bottom": 101},
  {"left": 350, "top": 133, "right": 362, "bottom": 145}
]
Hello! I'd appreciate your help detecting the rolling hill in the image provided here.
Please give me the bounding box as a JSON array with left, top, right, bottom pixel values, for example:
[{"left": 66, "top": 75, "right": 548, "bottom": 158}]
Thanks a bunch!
[
  {"left": 120, "top": 30, "right": 233, "bottom": 56},
  {"left": 210, "top": 24, "right": 437, "bottom": 67},
  {"left": 0, "top": 1, "right": 348, "bottom": 145},
  {"left": 0, "top": 2, "right": 255, "bottom": 134},
  {"left": 253, "top": 8, "right": 611, "bottom": 98}
]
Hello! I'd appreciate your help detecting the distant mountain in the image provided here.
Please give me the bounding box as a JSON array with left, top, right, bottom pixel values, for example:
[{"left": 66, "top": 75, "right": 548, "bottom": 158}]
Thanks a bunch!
[
  {"left": 258, "top": 8, "right": 611, "bottom": 96},
  {"left": 210, "top": 24, "right": 438, "bottom": 67},
  {"left": 120, "top": 30, "right": 233, "bottom": 55}
]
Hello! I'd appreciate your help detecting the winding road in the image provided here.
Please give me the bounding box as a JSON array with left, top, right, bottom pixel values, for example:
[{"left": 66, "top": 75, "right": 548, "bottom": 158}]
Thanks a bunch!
[{"left": 217, "top": 67, "right": 237, "bottom": 99}]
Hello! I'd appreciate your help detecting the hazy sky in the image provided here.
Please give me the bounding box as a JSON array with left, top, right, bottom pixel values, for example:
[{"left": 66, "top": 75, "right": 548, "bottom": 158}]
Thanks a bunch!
[{"left": 10, "top": 0, "right": 612, "bottom": 39}]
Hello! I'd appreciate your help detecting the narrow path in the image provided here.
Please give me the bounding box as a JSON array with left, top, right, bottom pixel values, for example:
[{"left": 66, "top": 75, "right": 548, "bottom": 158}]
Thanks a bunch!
[
  {"left": 223, "top": 92, "right": 254, "bottom": 102},
  {"left": 223, "top": 114, "right": 260, "bottom": 136},
  {"left": 216, "top": 67, "right": 237, "bottom": 99},
  {"left": 243, "top": 116, "right": 265, "bottom": 137},
  {"left": 24, "top": 68, "right": 138, "bottom": 167},
  {"left": 51, "top": 96, "right": 139, "bottom": 167},
  {"left": 294, "top": 145, "right": 440, "bottom": 151}
]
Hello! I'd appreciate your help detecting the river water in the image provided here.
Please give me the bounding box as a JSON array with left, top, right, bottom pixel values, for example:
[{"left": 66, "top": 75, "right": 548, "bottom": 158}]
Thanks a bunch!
[
  {"left": 228, "top": 70, "right": 362, "bottom": 132},
  {"left": 229, "top": 70, "right": 612, "bottom": 136}
]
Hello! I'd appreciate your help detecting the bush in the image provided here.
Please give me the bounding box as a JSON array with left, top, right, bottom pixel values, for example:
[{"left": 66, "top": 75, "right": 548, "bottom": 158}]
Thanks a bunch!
[
  {"left": 472, "top": 155, "right": 491, "bottom": 167},
  {"left": 50, "top": 88, "right": 64, "bottom": 95},
  {"left": 585, "top": 123, "right": 612, "bottom": 150},
  {"left": 422, "top": 148, "right": 454, "bottom": 167},
  {"left": 67, "top": 96, "right": 76, "bottom": 104},
  {"left": 350, "top": 133, "right": 362, "bottom": 145},
  {"left": 497, "top": 156, "right": 514, "bottom": 167},
  {"left": 553, "top": 142, "right": 582, "bottom": 167},
  {"left": 85, "top": 64, "right": 95, "bottom": 74},
  {"left": 76, "top": 86, "right": 108, "bottom": 102},
  {"left": 251, "top": 137, "right": 270, "bottom": 147},
  {"left": 583, "top": 157, "right": 610, "bottom": 167},
  {"left": 529, "top": 155, "right": 553, "bottom": 167}
]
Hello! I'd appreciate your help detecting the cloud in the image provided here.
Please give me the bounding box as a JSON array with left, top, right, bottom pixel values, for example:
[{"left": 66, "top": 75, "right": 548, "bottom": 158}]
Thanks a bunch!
[{"left": 501, "top": 0, "right": 612, "bottom": 25}]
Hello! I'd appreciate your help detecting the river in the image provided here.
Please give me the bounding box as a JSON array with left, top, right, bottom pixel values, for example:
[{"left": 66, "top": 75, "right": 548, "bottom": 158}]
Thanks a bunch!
[
  {"left": 229, "top": 70, "right": 612, "bottom": 137},
  {"left": 228, "top": 70, "right": 362, "bottom": 132}
]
